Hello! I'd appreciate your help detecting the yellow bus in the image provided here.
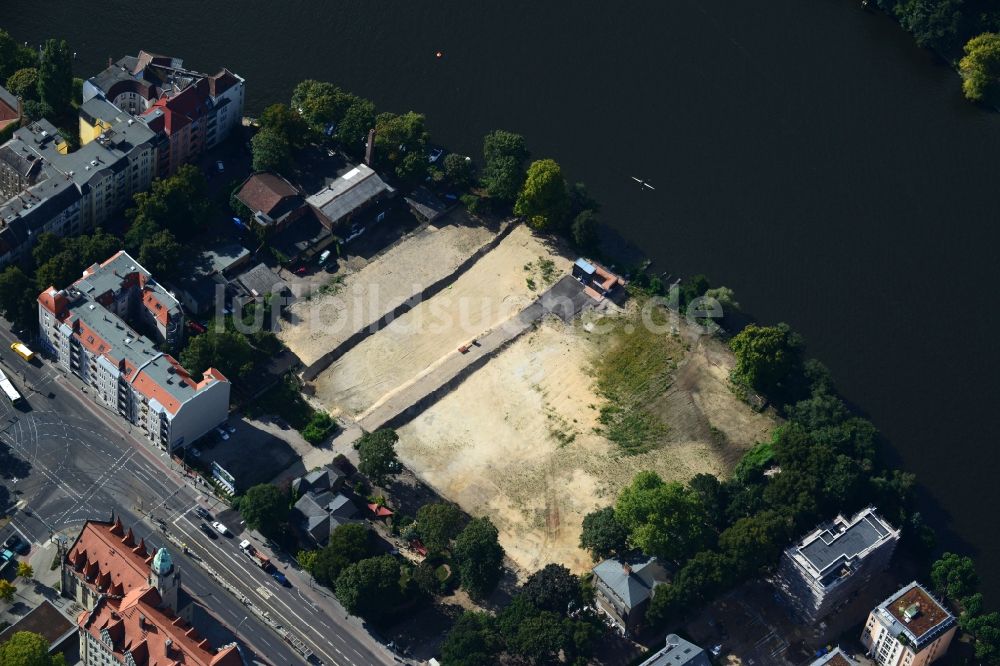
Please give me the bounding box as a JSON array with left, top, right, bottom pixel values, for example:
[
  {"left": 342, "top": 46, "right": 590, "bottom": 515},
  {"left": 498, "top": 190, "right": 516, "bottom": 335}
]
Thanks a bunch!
[{"left": 10, "top": 342, "right": 34, "bottom": 362}]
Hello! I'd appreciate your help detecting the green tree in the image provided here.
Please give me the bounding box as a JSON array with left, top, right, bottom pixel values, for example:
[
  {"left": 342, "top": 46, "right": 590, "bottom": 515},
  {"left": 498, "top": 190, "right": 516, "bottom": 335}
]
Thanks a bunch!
[
  {"left": 334, "top": 554, "right": 402, "bottom": 621},
  {"left": 138, "top": 230, "right": 182, "bottom": 280},
  {"left": 704, "top": 286, "right": 740, "bottom": 311},
  {"left": 579, "top": 506, "right": 628, "bottom": 560},
  {"left": 0, "top": 30, "right": 37, "bottom": 82},
  {"left": 0, "top": 578, "right": 15, "bottom": 602},
  {"left": 260, "top": 103, "right": 309, "bottom": 148},
  {"left": 0, "top": 266, "right": 38, "bottom": 330},
  {"left": 297, "top": 549, "right": 317, "bottom": 573},
  {"left": 124, "top": 216, "right": 162, "bottom": 255},
  {"left": 481, "top": 130, "right": 528, "bottom": 201},
  {"left": 179, "top": 329, "right": 257, "bottom": 380},
  {"left": 251, "top": 127, "right": 293, "bottom": 174},
  {"left": 354, "top": 429, "right": 401, "bottom": 485},
  {"left": 453, "top": 516, "right": 505, "bottom": 598},
  {"left": 718, "top": 510, "right": 791, "bottom": 576},
  {"left": 729, "top": 323, "right": 805, "bottom": 399},
  {"left": 312, "top": 523, "right": 372, "bottom": 587},
  {"left": 931, "top": 552, "right": 980, "bottom": 601},
  {"left": 127, "top": 165, "right": 211, "bottom": 239},
  {"left": 443, "top": 153, "right": 475, "bottom": 188},
  {"left": 521, "top": 564, "right": 582, "bottom": 614},
  {"left": 515, "top": 159, "right": 570, "bottom": 231},
  {"left": 687, "top": 473, "right": 728, "bottom": 529},
  {"left": 6, "top": 67, "right": 39, "bottom": 101},
  {"left": 440, "top": 612, "right": 501, "bottom": 666},
  {"left": 37, "top": 39, "right": 73, "bottom": 116},
  {"left": 239, "top": 484, "right": 288, "bottom": 534},
  {"left": 0, "top": 631, "right": 66, "bottom": 666},
  {"left": 895, "top": 0, "right": 963, "bottom": 50},
  {"left": 571, "top": 209, "right": 599, "bottom": 251},
  {"left": 615, "top": 471, "right": 712, "bottom": 563},
  {"left": 396, "top": 150, "right": 428, "bottom": 184},
  {"left": 415, "top": 502, "right": 464, "bottom": 554},
  {"left": 336, "top": 97, "right": 376, "bottom": 149},
  {"left": 291, "top": 80, "right": 356, "bottom": 129},
  {"left": 960, "top": 32, "right": 1000, "bottom": 102},
  {"left": 16, "top": 561, "right": 33, "bottom": 580}
]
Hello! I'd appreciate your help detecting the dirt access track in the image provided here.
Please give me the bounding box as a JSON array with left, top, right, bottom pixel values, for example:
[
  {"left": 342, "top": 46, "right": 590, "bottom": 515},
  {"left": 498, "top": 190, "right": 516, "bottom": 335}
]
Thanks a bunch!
[{"left": 397, "top": 309, "right": 777, "bottom": 576}]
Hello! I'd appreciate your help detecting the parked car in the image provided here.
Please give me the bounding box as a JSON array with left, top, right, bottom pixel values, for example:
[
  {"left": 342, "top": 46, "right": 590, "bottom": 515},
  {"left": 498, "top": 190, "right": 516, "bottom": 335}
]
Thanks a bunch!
[
  {"left": 211, "top": 521, "right": 230, "bottom": 537},
  {"left": 216, "top": 160, "right": 225, "bottom": 173},
  {"left": 226, "top": 422, "right": 236, "bottom": 434},
  {"left": 216, "top": 427, "right": 230, "bottom": 441},
  {"left": 195, "top": 507, "right": 212, "bottom": 521},
  {"left": 294, "top": 265, "right": 308, "bottom": 276},
  {"left": 271, "top": 570, "right": 290, "bottom": 587},
  {"left": 189, "top": 447, "right": 201, "bottom": 458},
  {"left": 200, "top": 522, "right": 218, "bottom": 539},
  {"left": 4, "top": 534, "right": 29, "bottom": 555}
]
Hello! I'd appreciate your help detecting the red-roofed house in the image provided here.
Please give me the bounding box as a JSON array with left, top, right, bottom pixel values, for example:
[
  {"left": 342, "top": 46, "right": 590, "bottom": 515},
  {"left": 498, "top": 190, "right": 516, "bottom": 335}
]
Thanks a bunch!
[{"left": 68, "top": 518, "right": 243, "bottom": 666}]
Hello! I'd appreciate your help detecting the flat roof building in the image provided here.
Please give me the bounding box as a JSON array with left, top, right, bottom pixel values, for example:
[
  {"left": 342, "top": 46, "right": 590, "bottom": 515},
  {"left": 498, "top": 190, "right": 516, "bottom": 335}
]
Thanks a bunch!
[
  {"left": 638, "top": 634, "right": 711, "bottom": 666},
  {"left": 775, "top": 507, "right": 900, "bottom": 622},
  {"left": 862, "top": 581, "right": 956, "bottom": 666},
  {"left": 37, "top": 251, "right": 229, "bottom": 453}
]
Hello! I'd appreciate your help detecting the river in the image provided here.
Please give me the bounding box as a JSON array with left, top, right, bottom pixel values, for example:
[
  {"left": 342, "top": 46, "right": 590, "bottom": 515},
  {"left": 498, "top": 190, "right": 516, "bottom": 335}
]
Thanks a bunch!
[{"left": 5, "top": 0, "right": 1000, "bottom": 599}]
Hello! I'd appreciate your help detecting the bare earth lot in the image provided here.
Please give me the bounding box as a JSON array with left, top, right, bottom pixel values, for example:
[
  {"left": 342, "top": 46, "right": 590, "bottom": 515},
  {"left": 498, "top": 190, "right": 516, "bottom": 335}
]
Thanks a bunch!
[
  {"left": 397, "top": 310, "right": 777, "bottom": 575},
  {"left": 278, "top": 219, "right": 496, "bottom": 366},
  {"left": 311, "top": 224, "right": 570, "bottom": 418}
]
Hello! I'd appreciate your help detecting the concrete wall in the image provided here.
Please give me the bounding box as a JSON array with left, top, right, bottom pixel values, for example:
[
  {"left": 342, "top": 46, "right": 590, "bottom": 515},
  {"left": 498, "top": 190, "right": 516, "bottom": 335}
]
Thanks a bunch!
[{"left": 167, "top": 378, "right": 230, "bottom": 451}]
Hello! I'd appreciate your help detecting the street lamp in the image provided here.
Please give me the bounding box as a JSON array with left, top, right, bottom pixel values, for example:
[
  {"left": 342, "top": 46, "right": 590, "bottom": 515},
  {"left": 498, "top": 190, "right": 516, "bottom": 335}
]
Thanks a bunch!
[{"left": 234, "top": 615, "right": 248, "bottom": 643}]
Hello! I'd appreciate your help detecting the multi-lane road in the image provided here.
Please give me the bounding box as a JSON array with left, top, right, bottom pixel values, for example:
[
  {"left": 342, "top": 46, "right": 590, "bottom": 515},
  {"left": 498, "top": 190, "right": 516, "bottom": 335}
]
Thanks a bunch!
[{"left": 0, "top": 324, "right": 398, "bottom": 666}]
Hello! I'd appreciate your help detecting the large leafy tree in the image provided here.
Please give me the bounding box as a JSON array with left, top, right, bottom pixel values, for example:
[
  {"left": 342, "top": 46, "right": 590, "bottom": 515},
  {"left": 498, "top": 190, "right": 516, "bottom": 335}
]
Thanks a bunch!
[
  {"left": 515, "top": 159, "right": 570, "bottom": 231},
  {"left": 239, "top": 484, "right": 288, "bottom": 535},
  {"left": 453, "top": 517, "right": 505, "bottom": 598},
  {"left": 334, "top": 554, "right": 402, "bottom": 621},
  {"left": 0, "top": 266, "right": 38, "bottom": 330},
  {"left": 179, "top": 329, "right": 257, "bottom": 380},
  {"left": 260, "top": 103, "right": 309, "bottom": 148},
  {"left": 729, "top": 323, "right": 804, "bottom": 399},
  {"left": 614, "top": 471, "right": 712, "bottom": 563},
  {"left": 336, "top": 97, "right": 376, "bottom": 150},
  {"left": 579, "top": 506, "right": 629, "bottom": 560},
  {"left": 354, "top": 429, "right": 401, "bottom": 485},
  {"left": 126, "top": 165, "right": 211, "bottom": 239},
  {"left": 6, "top": 67, "right": 39, "bottom": 101},
  {"left": 0, "top": 631, "right": 66, "bottom": 666},
  {"left": 717, "top": 510, "right": 791, "bottom": 576},
  {"left": 931, "top": 552, "right": 980, "bottom": 601},
  {"left": 895, "top": 0, "right": 963, "bottom": 50},
  {"left": 520, "top": 564, "right": 582, "bottom": 614},
  {"left": 415, "top": 502, "right": 464, "bottom": 554},
  {"left": 443, "top": 153, "right": 475, "bottom": 188},
  {"left": 481, "top": 130, "right": 528, "bottom": 202},
  {"left": 0, "top": 578, "right": 15, "bottom": 602},
  {"left": 37, "top": 39, "right": 73, "bottom": 116},
  {"left": 312, "top": 523, "right": 372, "bottom": 587},
  {"left": 138, "top": 230, "right": 182, "bottom": 280},
  {"left": 251, "top": 127, "right": 293, "bottom": 174},
  {"left": 960, "top": 32, "right": 1000, "bottom": 102},
  {"left": 440, "top": 612, "right": 501, "bottom": 666}
]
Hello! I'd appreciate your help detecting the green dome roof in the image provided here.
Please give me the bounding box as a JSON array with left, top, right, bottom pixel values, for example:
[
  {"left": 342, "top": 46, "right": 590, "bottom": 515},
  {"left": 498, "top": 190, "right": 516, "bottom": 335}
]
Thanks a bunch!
[{"left": 151, "top": 547, "right": 173, "bottom": 575}]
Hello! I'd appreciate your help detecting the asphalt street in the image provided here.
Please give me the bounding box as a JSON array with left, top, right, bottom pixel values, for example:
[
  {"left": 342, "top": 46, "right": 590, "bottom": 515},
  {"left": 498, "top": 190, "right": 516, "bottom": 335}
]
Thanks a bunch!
[{"left": 0, "top": 324, "right": 397, "bottom": 666}]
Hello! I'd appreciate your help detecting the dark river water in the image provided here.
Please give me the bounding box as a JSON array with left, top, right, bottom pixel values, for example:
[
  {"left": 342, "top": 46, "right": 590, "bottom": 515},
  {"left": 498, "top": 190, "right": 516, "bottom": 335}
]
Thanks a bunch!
[{"left": 6, "top": 1, "right": 1000, "bottom": 598}]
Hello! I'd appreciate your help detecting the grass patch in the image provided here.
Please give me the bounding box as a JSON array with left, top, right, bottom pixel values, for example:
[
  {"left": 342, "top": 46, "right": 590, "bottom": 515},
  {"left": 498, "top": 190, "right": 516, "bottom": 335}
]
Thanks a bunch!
[{"left": 592, "top": 304, "right": 684, "bottom": 454}]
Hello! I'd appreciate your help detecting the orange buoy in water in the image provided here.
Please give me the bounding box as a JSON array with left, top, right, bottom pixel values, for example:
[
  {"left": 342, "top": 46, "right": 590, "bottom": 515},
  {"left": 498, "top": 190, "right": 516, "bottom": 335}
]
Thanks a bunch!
[{"left": 435, "top": 51, "right": 444, "bottom": 59}]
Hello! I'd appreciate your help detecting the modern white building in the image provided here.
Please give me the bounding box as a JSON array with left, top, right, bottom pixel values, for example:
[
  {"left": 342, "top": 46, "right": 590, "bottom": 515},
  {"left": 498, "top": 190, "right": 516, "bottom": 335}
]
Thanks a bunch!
[
  {"left": 862, "top": 581, "right": 956, "bottom": 666},
  {"left": 775, "top": 507, "right": 900, "bottom": 621},
  {"left": 38, "top": 251, "right": 229, "bottom": 453}
]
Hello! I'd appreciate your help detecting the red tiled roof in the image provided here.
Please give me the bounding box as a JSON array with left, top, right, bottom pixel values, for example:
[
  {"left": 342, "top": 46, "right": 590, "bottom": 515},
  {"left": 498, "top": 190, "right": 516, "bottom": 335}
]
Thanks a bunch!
[
  {"left": 236, "top": 173, "right": 300, "bottom": 216},
  {"left": 81, "top": 586, "right": 242, "bottom": 666},
  {"left": 65, "top": 517, "right": 153, "bottom": 599}
]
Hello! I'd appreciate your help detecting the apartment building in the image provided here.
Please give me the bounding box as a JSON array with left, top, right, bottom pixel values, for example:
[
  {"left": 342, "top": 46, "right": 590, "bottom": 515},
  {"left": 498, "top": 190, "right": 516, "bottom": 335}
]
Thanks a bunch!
[
  {"left": 861, "top": 581, "right": 956, "bottom": 666},
  {"left": 38, "top": 251, "right": 229, "bottom": 453},
  {"left": 85, "top": 50, "right": 245, "bottom": 176},
  {"left": 775, "top": 507, "right": 900, "bottom": 622},
  {"left": 66, "top": 516, "right": 242, "bottom": 666},
  {"left": 0, "top": 113, "right": 156, "bottom": 267}
]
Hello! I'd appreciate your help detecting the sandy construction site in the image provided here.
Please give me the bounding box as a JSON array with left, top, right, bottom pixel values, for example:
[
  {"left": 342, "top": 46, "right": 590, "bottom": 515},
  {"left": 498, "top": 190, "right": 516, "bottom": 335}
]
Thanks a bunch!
[
  {"left": 309, "top": 224, "right": 571, "bottom": 418},
  {"left": 278, "top": 220, "right": 497, "bottom": 366},
  {"left": 397, "top": 311, "right": 776, "bottom": 575}
]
